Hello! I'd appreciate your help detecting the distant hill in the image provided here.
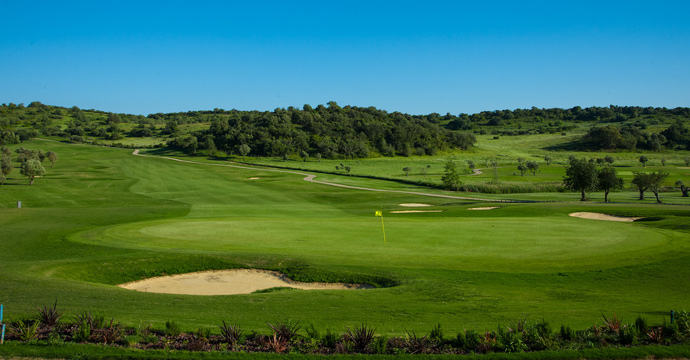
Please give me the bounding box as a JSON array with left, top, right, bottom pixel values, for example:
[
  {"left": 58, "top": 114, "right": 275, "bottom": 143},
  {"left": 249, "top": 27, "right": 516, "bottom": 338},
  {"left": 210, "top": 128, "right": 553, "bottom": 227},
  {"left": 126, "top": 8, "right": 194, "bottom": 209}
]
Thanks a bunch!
[{"left": 1, "top": 101, "right": 688, "bottom": 157}]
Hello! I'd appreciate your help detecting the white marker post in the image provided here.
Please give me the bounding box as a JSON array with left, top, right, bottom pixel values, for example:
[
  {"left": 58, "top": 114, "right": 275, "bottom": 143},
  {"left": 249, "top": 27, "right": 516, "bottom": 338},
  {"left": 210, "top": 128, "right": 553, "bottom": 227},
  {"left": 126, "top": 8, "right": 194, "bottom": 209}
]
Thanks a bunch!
[{"left": 17, "top": 201, "right": 21, "bottom": 209}]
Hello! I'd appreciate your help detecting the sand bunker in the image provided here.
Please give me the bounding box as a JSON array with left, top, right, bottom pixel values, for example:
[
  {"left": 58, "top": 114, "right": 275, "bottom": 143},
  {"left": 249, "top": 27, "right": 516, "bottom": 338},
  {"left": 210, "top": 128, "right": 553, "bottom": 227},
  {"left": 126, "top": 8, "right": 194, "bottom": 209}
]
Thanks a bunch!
[
  {"left": 569, "top": 212, "right": 643, "bottom": 222},
  {"left": 398, "top": 203, "right": 433, "bottom": 207},
  {"left": 117, "top": 269, "right": 373, "bottom": 295},
  {"left": 389, "top": 210, "right": 443, "bottom": 213},
  {"left": 468, "top": 207, "right": 500, "bottom": 210},
  {"left": 247, "top": 177, "right": 260, "bottom": 180}
]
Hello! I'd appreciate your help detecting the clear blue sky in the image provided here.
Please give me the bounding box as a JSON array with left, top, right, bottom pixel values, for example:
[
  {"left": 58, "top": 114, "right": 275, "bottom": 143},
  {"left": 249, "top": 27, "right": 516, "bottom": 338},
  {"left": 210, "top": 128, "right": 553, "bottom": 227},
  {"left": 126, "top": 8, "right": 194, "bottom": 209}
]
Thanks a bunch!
[{"left": 1, "top": 1, "right": 689, "bottom": 115}]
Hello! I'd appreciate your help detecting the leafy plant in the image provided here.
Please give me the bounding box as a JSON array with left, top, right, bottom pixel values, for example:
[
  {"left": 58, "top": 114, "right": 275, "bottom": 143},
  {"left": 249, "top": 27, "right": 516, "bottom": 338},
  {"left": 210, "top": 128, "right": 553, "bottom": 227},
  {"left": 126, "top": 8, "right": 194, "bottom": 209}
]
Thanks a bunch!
[
  {"left": 345, "top": 323, "right": 376, "bottom": 353},
  {"left": 95, "top": 319, "right": 123, "bottom": 344},
  {"left": 220, "top": 321, "right": 243, "bottom": 348},
  {"left": 601, "top": 313, "right": 622, "bottom": 334},
  {"left": 267, "top": 320, "right": 300, "bottom": 342},
  {"left": 265, "top": 334, "right": 288, "bottom": 353},
  {"left": 36, "top": 300, "right": 62, "bottom": 327},
  {"left": 645, "top": 326, "right": 664, "bottom": 344},
  {"left": 73, "top": 311, "right": 105, "bottom": 330},
  {"left": 402, "top": 331, "right": 436, "bottom": 354},
  {"left": 165, "top": 320, "right": 181, "bottom": 337},
  {"left": 321, "top": 329, "right": 339, "bottom": 349},
  {"left": 13, "top": 320, "right": 40, "bottom": 342},
  {"left": 429, "top": 323, "right": 444, "bottom": 344}
]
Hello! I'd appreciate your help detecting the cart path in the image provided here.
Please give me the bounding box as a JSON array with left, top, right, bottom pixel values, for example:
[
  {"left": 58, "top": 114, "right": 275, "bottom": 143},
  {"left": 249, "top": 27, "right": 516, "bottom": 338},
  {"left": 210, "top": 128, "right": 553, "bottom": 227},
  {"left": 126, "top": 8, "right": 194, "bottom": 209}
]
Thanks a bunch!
[{"left": 131, "top": 150, "right": 523, "bottom": 203}]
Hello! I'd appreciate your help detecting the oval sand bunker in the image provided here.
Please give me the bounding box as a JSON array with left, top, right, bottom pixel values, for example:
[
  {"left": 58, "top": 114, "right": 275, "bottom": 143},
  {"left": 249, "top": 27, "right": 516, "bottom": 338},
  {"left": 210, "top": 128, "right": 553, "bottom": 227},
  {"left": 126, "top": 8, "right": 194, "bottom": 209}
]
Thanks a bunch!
[
  {"left": 569, "top": 212, "right": 643, "bottom": 222},
  {"left": 117, "top": 269, "right": 373, "bottom": 295}
]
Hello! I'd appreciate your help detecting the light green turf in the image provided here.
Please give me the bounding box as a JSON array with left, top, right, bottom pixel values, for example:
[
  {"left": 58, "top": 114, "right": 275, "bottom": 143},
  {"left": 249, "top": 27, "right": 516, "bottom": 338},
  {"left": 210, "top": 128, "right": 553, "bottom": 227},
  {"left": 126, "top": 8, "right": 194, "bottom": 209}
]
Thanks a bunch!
[{"left": 1, "top": 140, "right": 689, "bottom": 336}]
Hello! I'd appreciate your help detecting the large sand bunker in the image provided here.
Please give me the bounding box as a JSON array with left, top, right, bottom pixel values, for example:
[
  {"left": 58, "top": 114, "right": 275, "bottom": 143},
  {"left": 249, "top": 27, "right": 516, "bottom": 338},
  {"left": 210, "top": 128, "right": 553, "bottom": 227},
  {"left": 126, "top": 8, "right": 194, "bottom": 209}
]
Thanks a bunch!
[
  {"left": 569, "top": 212, "right": 643, "bottom": 222},
  {"left": 117, "top": 269, "right": 373, "bottom": 295},
  {"left": 398, "top": 203, "right": 433, "bottom": 207}
]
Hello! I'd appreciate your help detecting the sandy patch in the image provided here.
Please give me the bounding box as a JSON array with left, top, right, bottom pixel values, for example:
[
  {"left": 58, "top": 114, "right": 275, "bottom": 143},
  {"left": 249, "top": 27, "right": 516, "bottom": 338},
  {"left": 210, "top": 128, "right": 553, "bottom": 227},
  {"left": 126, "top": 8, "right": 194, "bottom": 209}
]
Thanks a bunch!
[
  {"left": 247, "top": 177, "right": 261, "bottom": 180},
  {"left": 569, "top": 212, "right": 643, "bottom": 222},
  {"left": 117, "top": 269, "right": 373, "bottom": 295},
  {"left": 389, "top": 210, "right": 443, "bottom": 213},
  {"left": 468, "top": 207, "right": 500, "bottom": 210},
  {"left": 398, "top": 203, "right": 433, "bottom": 207}
]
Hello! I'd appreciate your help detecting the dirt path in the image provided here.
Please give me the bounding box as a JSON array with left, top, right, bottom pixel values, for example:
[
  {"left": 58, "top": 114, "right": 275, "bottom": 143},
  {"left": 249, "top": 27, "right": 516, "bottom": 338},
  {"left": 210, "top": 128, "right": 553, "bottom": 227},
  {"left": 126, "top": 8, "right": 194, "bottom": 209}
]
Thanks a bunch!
[{"left": 131, "top": 150, "right": 517, "bottom": 203}]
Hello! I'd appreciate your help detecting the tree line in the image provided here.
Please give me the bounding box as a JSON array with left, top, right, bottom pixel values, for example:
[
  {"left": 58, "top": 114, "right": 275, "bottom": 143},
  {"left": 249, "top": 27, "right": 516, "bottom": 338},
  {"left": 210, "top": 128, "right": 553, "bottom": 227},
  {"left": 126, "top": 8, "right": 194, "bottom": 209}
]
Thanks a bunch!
[{"left": 167, "top": 102, "right": 477, "bottom": 159}]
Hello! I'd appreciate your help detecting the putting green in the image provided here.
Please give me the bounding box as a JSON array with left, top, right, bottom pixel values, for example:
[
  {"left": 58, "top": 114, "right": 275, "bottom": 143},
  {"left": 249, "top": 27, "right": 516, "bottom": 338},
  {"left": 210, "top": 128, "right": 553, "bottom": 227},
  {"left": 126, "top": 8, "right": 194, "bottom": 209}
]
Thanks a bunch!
[{"left": 73, "top": 214, "right": 685, "bottom": 273}]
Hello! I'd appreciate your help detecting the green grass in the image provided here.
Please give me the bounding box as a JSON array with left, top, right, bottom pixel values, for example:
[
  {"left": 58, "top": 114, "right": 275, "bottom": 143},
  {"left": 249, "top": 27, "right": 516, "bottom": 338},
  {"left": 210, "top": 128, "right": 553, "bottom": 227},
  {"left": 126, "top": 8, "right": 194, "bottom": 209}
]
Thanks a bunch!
[
  {"left": 0, "top": 140, "right": 689, "bottom": 337},
  {"left": 2, "top": 342, "right": 690, "bottom": 360}
]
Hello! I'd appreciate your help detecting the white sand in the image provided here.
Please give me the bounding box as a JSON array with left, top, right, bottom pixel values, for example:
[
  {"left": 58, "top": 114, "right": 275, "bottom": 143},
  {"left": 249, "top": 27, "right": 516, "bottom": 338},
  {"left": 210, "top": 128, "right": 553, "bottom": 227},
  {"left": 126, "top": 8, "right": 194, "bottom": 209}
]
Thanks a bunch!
[
  {"left": 117, "top": 269, "right": 373, "bottom": 295},
  {"left": 247, "top": 177, "right": 260, "bottom": 180},
  {"left": 569, "top": 212, "right": 643, "bottom": 222},
  {"left": 398, "top": 203, "right": 433, "bottom": 207},
  {"left": 468, "top": 207, "right": 500, "bottom": 210},
  {"left": 389, "top": 210, "right": 443, "bottom": 213}
]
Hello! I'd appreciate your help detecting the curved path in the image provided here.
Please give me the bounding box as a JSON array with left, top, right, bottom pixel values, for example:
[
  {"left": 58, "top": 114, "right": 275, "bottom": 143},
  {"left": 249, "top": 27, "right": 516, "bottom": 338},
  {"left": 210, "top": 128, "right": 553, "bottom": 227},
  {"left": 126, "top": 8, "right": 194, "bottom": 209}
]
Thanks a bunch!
[{"left": 131, "top": 150, "right": 519, "bottom": 203}]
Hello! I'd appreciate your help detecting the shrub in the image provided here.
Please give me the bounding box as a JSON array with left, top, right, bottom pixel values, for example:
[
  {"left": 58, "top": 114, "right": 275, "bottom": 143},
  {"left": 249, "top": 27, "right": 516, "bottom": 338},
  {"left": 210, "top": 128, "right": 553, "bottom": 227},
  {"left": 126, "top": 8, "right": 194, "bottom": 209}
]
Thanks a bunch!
[{"left": 267, "top": 320, "right": 301, "bottom": 342}]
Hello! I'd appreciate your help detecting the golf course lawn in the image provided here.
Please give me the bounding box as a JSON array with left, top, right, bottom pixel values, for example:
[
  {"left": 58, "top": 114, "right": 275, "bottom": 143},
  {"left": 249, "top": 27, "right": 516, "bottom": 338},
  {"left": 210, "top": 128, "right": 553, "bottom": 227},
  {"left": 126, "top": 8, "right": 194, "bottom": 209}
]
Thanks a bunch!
[{"left": 1, "top": 140, "right": 689, "bottom": 335}]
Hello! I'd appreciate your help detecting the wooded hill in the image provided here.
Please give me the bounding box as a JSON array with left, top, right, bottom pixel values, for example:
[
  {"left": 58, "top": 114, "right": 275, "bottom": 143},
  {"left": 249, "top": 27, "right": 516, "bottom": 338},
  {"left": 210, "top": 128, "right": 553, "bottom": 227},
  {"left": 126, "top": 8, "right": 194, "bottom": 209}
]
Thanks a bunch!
[{"left": 1, "top": 101, "right": 689, "bottom": 158}]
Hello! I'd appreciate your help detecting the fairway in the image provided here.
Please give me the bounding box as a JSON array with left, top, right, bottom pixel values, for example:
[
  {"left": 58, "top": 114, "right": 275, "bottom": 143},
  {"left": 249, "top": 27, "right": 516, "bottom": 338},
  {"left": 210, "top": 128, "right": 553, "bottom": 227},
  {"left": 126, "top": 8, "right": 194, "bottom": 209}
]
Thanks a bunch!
[{"left": 1, "top": 140, "right": 690, "bottom": 335}]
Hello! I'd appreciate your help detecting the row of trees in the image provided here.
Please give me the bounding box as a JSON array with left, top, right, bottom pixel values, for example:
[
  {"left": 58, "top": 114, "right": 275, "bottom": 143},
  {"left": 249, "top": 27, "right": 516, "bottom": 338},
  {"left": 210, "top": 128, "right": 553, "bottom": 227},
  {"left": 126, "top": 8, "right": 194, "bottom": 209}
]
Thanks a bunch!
[{"left": 563, "top": 157, "right": 672, "bottom": 203}]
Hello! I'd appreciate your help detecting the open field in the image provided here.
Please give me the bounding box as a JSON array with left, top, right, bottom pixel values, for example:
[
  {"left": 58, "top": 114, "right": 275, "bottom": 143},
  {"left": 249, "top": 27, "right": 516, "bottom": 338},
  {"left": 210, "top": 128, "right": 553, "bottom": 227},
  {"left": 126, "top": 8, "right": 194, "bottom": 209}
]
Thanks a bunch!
[{"left": 0, "top": 139, "right": 689, "bottom": 336}]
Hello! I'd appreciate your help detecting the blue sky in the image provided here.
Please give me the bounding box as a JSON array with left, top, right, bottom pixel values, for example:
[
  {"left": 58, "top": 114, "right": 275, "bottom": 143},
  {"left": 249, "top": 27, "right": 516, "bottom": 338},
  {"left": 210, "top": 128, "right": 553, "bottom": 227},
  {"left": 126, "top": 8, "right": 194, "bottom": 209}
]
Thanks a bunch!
[{"left": 1, "top": 1, "right": 689, "bottom": 115}]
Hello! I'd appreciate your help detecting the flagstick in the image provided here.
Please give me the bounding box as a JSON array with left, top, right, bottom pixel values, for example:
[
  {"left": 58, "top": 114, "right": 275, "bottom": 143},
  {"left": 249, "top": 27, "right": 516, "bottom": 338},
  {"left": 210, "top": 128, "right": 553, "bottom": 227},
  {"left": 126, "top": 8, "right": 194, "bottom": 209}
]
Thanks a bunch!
[{"left": 380, "top": 213, "right": 386, "bottom": 244}]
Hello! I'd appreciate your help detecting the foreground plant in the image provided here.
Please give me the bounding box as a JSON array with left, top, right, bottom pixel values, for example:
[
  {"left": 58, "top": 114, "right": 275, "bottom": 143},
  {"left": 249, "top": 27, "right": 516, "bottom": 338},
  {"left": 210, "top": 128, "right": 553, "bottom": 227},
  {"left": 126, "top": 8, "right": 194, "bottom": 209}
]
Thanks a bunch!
[
  {"left": 36, "top": 300, "right": 62, "bottom": 328},
  {"left": 345, "top": 323, "right": 376, "bottom": 353},
  {"left": 220, "top": 321, "right": 243, "bottom": 349},
  {"left": 267, "top": 320, "right": 300, "bottom": 342}
]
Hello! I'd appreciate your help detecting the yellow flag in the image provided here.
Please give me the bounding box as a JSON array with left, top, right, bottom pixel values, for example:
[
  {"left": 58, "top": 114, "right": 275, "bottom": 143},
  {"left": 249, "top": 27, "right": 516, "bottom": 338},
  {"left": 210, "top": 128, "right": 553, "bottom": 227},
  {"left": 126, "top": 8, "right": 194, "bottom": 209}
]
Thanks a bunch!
[{"left": 375, "top": 211, "right": 382, "bottom": 217}]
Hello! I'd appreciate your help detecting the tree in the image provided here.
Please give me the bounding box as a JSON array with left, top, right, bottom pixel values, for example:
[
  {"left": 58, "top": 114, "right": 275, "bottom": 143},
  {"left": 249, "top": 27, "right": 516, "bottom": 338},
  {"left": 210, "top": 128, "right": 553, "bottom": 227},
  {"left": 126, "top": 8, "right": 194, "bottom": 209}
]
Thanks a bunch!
[
  {"left": 1, "top": 154, "right": 12, "bottom": 186},
  {"left": 517, "top": 163, "right": 527, "bottom": 176},
  {"left": 639, "top": 155, "right": 648, "bottom": 168},
  {"left": 563, "top": 158, "right": 598, "bottom": 201},
  {"left": 420, "top": 167, "right": 427, "bottom": 177},
  {"left": 632, "top": 171, "right": 668, "bottom": 203},
  {"left": 685, "top": 157, "right": 690, "bottom": 166},
  {"left": 403, "top": 167, "right": 412, "bottom": 177},
  {"left": 604, "top": 155, "right": 615, "bottom": 164},
  {"left": 238, "top": 144, "right": 251, "bottom": 158},
  {"left": 316, "top": 153, "right": 322, "bottom": 162},
  {"left": 46, "top": 151, "right": 58, "bottom": 167},
  {"left": 676, "top": 180, "right": 689, "bottom": 197},
  {"left": 661, "top": 158, "right": 666, "bottom": 166},
  {"left": 526, "top": 161, "right": 539, "bottom": 175},
  {"left": 597, "top": 166, "right": 624, "bottom": 202},
  {"left": 441, "top": 158, "right": 461, "bottom": 190},
  {"left": 544, "top": 155, "right": 552, "bottom": 165},
  {"left": 467, "top": 160, "right": 475, "bottom": 171},
  {"left": 20, "top": 159, "right": 45, "bottom": 185},
  {"left": 300, "top": 150, "right": 309, "bottom": 162}
]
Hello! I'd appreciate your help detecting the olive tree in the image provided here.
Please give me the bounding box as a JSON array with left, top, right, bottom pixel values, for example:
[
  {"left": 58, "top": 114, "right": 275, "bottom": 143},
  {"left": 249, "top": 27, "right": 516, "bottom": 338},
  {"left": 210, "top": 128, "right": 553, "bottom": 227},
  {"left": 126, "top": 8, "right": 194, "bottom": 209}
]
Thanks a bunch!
[
  {"left": 597, "top": 166, "right": 624, "bottom": 202},
  {"left": 563, "top": 158, "right": 598, "bottom": 201},
  {"left": 632, "top": 171, "right": 668, "bottom": 203},
  {"left": 441, "top": 158, "right": 461, "bottom": 190},
  {"left": 20, "top": 159, "right": 45, "bottom": 185}
]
